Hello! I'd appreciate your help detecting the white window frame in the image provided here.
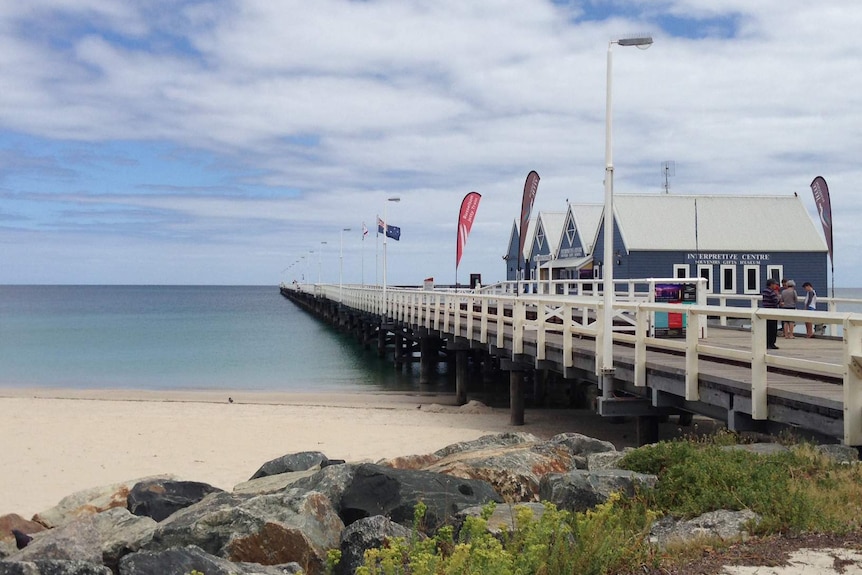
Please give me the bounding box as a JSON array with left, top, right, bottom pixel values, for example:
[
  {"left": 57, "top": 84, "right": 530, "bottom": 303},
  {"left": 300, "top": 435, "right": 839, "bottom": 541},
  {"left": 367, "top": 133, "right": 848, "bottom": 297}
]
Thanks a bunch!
[
  {"left": 673, "top": 264, "right": 689, "bottom": 280},
  {"left": 744, "top": 265, "right": 760, "bottom": 294},
  {"left": 697, "top": 264, "right": 713, "bottom": 293},
  {"left": 767, "top": 265, "right": 783, "bottom": 284},
  {"left": 720, "top": 265, "right": 736, "bottom": 294}
]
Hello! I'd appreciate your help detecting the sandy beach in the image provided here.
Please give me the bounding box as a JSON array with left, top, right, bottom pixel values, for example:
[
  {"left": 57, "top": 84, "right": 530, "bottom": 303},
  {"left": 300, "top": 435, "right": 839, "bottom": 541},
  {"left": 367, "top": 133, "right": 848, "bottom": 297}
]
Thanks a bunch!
[{"left": 0, "top": 387, "right": 684, "bottom": 519}]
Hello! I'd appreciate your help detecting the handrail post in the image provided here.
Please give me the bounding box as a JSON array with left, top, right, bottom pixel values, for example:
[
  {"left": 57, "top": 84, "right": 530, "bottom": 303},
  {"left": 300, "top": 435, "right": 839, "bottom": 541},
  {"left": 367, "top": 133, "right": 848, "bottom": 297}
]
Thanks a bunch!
[
  {"left": 843, "top": 317, "right": 862, "bottom": 445},
  {"left": 684, "top": 307, "right": 699, "bottom": 400},
  {"left": 634, "top": 303, "right": 647, "bottom": 386},
  {"left": 513, "top": 299, "right": 525, "bottom": 355},
  {"left": 751, "top": 310, "right": 768, "bottom": 420}
]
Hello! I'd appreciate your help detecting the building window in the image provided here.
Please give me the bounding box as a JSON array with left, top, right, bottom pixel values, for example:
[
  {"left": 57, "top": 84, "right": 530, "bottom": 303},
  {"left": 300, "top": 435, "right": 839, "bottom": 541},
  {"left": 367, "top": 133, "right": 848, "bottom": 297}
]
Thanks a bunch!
[
  {"left": 673, "top": 264, "right": 689, "bottom": 279},
  {"left": 744, "top": 265, "right": 760, "bottom": 294},
  {"left": 536, "top": 226, "right": 545, "bottom": 250},
  {"left": 565, "top": 218, "right": 576, "bottom": 246},
  {"left": 720, "top": 265, "right": 736, "bottom": 294},
  {"left": 767, "top": 265, "right": 783, "bottom": 284},
  {"left": 698, "top": 264, "right": 713, "bottom": 293}
]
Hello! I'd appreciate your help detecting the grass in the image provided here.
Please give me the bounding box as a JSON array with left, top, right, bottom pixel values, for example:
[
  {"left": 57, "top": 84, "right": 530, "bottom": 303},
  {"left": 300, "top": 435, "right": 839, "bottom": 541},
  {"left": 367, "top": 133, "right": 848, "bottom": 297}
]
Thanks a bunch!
[{"left": 335, "top": 430, "right": 862, "bottom": 575}]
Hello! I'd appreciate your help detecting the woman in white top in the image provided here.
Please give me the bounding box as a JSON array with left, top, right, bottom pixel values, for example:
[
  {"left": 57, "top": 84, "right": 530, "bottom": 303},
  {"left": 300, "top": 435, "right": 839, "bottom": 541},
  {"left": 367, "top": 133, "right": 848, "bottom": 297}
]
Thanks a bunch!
[{"left": 780, "top": 280, "right": 799, "bottom": 338}]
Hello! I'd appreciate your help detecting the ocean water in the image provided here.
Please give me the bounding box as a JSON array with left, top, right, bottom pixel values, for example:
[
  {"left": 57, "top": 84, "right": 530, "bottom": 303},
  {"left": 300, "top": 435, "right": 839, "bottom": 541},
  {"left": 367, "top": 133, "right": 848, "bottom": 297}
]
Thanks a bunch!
[{"left": 0, "top": 285, "right": 424, "bottom": 392}]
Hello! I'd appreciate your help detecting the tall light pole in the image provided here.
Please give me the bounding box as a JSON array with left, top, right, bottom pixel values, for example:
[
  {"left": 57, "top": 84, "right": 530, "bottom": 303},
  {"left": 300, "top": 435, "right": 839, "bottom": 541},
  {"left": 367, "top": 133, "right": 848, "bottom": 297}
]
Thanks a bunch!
[
  {"left": 318, "top": 241, "right": 327, "bottom": 284},
  {"left": 601, "top": 35, "right": 653, "bottom": 400},
  {"left": 382, "top": 196, "right": 401, "bottom": 316},
  {"left": 340, "top": 227, "right": 351, "bottom": 303}
]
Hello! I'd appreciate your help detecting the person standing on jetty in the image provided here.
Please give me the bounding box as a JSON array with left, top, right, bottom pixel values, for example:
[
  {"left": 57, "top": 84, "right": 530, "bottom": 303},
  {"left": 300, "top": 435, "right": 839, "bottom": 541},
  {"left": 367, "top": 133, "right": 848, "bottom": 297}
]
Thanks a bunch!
[
  {"left": 802, "top": 282, "right": 818, "bottom": 338},
  {"left": 780, "top": 279, "right": 799, "bottom": 338},
  {"left": 762, "top": 278, "right": 781, "bottom": 349}
]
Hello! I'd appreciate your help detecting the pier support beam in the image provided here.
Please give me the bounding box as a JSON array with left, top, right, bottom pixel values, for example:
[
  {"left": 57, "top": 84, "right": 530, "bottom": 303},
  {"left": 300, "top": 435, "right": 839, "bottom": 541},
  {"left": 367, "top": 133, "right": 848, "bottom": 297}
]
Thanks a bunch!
[
  {"left": 455, "top": 349, "right": 468, "bottom": 406},
  {"left": 394, "top": 330, "right": 404, "bottom": 370},
  {"left": 501, "top": 356, "right": 531, "bottom": 426},
  {"left": 636, "top": 416, "right": 660, "bottom": 446},
  {"left": 509, "top": 371, "right": 525, "bottom": 426},
  {"left": 419, "top": 336, "right": 437, "bottom": 385}
]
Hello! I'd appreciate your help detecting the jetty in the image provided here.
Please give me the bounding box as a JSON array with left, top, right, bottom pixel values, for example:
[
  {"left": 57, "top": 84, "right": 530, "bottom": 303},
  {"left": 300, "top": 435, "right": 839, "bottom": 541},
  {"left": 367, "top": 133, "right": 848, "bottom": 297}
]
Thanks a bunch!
[{"left": 280, "top": 279, "right": 862, "bottom": 447}]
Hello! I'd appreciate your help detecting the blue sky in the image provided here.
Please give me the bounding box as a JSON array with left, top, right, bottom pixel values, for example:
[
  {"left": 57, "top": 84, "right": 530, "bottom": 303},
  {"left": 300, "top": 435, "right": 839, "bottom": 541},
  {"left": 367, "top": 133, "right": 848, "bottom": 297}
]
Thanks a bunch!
[{"left": 1, "top": 1, "right": 860, "bottom": 286}]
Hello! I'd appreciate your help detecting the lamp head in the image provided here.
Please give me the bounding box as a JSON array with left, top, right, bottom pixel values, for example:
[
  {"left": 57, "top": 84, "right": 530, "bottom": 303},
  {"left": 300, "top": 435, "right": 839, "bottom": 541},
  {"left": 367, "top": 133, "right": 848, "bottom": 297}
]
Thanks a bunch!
[
  {"left": 617, "top": 35, "right": 653, "bottom": 49},
  {"left": 388, "top": 197, "right": 401, "bottom": 202}
]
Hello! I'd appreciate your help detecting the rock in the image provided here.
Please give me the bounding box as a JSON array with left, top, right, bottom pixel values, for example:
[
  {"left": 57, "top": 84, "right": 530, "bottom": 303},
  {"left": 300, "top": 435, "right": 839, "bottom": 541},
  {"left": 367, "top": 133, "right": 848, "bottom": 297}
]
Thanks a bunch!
[
  {"left": 422, "top": 440, "right": 577, "bottom": 502},
  {"left": 377, "top": 453, "right": 442, "bottom": 470},
  {"left": 815, "top": 444, "right": 859, "bottom": 464},
  {"left": 89, "top": 508, "right": 157, "bottom": 571},
  {"left": 127, "top": 478, "right": 223, "bottom": 522},
  {"left": 649, "top": 509, "right": 760, "bottom": 548},
  {"left": 33, "top": 475, "right": 176, "bottom": 529},
  {"left": 0, "top": 560, "right": 112, "bottom": 574},
  {"left": 290, "top": 463, "right": 358, "bottom": 510},
  {"left": 6, "top": 508, "right": 153, "bottom": 570},
  {"left": 335, "top": 516, "right": 413, "bottom": 575},
  {"left": 338, "top": 463, "right": 502, "bottom": 532},
  {"left": 586, "top": 451, "right": 627, "bottom": 470},
  {"left": 7, "top": 516, "right": 102, "bottom": 564},
  {"left": 119, "top": 545, "right": 303, "bottom": 575},
  {"left": 233, "top": 468, "right": 320, "bottom": 496},
  {"left": 149, "top": 489, "right": 343, "bottom": 575},
  {"left": 538, "top": 469, "right": 657, "bottom": 513},
  {"left": 546, "top": 432, "right": 617, "bottom": 456},
  {"left": 457, "top": 502, "right": 548, "bottom": 536},
  {"left": 0, "top": 514, "right": 46, "bottom": 546},
  {"left": 0, "top": 539, "right": 14, "bottom": 559},
  {"left": 433, "top": 432, "right": 542, "bottom": 458},
  {"left": 249, "top": 451, "right": 329, "bottom": 480}
]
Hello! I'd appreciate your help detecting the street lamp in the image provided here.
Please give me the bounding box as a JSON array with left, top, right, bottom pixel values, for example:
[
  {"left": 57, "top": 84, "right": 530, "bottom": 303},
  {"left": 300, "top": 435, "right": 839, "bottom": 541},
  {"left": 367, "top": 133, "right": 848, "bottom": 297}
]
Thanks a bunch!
[
  {"left": 601, "top": 35, "right": 652, "bottom": 401},
  {"left": 340, "top": 227, "right": 351, "bottom": 303},
  {"left": 318, "top": 241, "right": 328, "bottom": 284},
  {"left": 382, "top": 196, "right": 401, "bottom": 316}
]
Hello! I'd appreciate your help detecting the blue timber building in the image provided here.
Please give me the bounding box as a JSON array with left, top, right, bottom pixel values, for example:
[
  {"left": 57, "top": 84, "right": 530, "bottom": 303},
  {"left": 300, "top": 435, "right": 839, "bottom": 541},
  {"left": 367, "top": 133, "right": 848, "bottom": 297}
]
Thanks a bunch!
[{"left": 506, "top": 194, "right": 829, "bottom": 300}]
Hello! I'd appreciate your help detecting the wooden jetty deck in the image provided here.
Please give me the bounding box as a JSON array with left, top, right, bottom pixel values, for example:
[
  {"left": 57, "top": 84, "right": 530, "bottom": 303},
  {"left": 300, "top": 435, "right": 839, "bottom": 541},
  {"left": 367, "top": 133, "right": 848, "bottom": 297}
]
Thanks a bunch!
[{"left": 280, "top": 281, "right": 862, "bottom": 447}]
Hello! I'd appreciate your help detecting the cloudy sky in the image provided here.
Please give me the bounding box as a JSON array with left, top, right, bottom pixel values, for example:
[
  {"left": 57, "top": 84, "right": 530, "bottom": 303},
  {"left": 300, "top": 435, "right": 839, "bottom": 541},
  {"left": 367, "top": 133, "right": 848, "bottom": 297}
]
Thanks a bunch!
[{"left": 1, "top": 1, "right": 860, "bottom": 286}]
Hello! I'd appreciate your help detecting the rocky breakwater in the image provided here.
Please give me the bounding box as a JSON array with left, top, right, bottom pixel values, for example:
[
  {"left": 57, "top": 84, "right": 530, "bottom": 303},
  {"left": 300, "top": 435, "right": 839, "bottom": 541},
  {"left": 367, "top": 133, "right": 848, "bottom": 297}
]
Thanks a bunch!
[{"left": 0, "top": 431, "right": 778, "bottom": 575}]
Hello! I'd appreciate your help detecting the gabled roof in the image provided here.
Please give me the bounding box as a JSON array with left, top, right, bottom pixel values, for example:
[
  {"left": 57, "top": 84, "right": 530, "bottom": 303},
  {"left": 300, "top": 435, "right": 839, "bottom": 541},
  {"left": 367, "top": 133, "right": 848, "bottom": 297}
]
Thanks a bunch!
[
  {"left": 612, "top": 194, "right": 827, "bottom": 252},
  {"left": 521, "top": 218, "right": 537, "bottom": 260},
  {"left": 569, "top": 203, "right": 603, "bottom": 255},
  {"left": 535, "top": 211, "right": 566, "bottom": 256}
]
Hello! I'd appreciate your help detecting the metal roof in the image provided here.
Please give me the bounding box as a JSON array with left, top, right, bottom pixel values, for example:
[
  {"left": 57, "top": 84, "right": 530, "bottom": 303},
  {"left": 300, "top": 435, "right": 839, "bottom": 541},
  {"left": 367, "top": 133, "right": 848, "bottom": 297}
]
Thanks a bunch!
[
  {"left": 611, "top": 194, "right": 827, "bottom": 252},
  {"left": 568, "top": 203, "right": 603, "bottom": 255},
  {"left": 536, "top": 211, "right": 566, "bottom": 256}
]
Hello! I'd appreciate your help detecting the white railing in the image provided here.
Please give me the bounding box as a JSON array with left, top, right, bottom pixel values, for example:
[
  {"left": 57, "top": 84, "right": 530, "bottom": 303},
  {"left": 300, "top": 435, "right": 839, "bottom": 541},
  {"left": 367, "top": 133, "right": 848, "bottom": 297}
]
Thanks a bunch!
[{"left": 282, "top": 280, "right": 862, "bottom": 445}]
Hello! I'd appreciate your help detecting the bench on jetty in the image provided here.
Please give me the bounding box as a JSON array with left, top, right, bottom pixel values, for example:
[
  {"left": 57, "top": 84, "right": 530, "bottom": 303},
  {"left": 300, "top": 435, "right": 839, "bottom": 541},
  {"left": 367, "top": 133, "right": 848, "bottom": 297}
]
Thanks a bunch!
[{"left": 280, "top": 279, "right": 862, "bottom": 447}]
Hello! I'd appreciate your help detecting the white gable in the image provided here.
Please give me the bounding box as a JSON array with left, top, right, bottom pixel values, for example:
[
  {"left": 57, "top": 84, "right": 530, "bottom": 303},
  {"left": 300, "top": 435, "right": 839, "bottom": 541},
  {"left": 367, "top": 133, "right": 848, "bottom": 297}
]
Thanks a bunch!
[
  {"left": 613, "top": 194, "right": 827, "bottom": 252},
  {"left": 536, "top": 211, "right": 565, "bottom": 256},
  {"left": 570, "top": 204, "right": 603, "bottom": 255}
]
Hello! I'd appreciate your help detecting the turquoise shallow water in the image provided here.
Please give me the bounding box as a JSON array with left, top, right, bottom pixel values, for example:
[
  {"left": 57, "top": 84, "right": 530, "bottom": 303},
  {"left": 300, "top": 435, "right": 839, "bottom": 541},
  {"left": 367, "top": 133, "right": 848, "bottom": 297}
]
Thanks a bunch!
[{"left": 0, "top": 285, "right": 423, "bottom": 392}]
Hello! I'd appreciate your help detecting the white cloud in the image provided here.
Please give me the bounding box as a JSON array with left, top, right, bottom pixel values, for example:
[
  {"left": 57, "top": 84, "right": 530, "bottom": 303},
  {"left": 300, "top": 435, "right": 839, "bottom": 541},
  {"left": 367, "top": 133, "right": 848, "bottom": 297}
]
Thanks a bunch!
[{"left": 0, "top": 0, "right": 860, "bottom": 286}]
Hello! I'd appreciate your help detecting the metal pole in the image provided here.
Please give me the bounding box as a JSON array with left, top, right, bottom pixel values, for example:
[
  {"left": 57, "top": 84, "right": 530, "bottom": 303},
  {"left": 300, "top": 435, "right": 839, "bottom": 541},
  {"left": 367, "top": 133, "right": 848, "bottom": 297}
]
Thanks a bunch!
[
  {"left": 601, "top": 36, "right": 653, "bottom": 400},
  {"left": 340, "top": 228, "right": 351, "bottom": 303},
  {"left": 601, "top": 41, "right": 616, "bottom": 398},
  {"left": 382, "top": 197, "right": 400, "bottom": 316}
]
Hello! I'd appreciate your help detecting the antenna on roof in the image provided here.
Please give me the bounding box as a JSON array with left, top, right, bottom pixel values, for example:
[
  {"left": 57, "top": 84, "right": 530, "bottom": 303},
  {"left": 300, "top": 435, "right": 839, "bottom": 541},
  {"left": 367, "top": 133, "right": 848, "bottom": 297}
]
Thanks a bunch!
[{"left": 661, "top": 160, "right": 675, "bottom": 194}]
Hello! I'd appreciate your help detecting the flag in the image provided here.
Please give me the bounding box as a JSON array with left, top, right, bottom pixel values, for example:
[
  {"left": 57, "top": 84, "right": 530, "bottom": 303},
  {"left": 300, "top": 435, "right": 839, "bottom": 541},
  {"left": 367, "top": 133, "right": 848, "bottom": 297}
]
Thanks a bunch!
[
  {"left": 377, "top": 216, "right": 385, "bottom": 235},
  {"left": 456, "top": 191, "right": 482, "bottom": 270},
  {"left": 517, "top": 171, "right": 540, "bottom": 268},
  {"left": 386, "top": 224, "right": 401, "bottom": 241},
  {"left": 362, "top": 222, "right": 368, "bottom": 239},
  {"left": 810, "top": 176, "right": 834, "bottom": 265}
]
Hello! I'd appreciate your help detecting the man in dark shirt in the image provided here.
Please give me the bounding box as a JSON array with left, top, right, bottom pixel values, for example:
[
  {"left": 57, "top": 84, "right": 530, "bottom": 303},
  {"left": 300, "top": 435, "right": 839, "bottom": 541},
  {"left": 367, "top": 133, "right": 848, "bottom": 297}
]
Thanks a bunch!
[{"left": 761, "top": 278, "right": 781, "bottom": 349}]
